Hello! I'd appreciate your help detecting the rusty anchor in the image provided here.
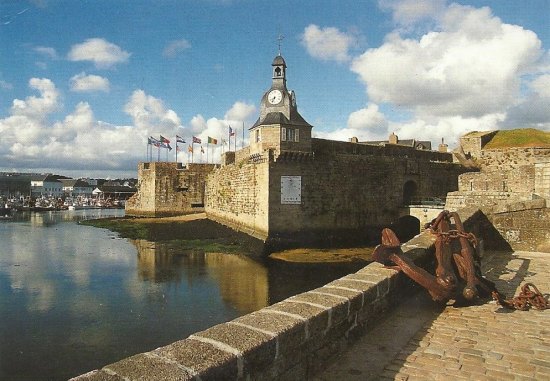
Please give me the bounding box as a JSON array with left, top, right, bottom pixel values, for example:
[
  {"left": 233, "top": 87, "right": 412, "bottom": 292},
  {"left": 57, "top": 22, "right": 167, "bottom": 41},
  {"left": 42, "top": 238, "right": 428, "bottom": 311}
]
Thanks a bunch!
[
  {"left": 373, "top": 210, "right": 510, "bottom": 306},
  {"left": 374, "top": 210, "right": 549, "bottom": 310}
]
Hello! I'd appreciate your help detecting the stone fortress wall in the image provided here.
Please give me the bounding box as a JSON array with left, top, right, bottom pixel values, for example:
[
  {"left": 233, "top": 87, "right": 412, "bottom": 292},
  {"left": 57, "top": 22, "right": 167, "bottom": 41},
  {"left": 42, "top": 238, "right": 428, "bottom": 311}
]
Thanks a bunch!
[
  {"left": 446, "top": 130, "right": 550, "bottom": 252},
  {"left": 125, "top": 162, "right": 216, "bottom": 217},
  {"left": 205, "top": 138, "right": 467, "bottom": 247}
]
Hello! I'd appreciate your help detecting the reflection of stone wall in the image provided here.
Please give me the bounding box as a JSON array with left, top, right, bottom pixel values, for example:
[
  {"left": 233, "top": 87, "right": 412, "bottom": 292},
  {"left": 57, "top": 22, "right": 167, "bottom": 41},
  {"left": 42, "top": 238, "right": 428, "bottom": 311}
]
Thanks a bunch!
[
  {"left": 132, "top": 239, "right": 269, "bottom": 311},
  {"left": 126, "top": 162, "right": 216, "bottom": 217},
  {"left": 204, "top": 253, "right": 268, "bottom": 314}
]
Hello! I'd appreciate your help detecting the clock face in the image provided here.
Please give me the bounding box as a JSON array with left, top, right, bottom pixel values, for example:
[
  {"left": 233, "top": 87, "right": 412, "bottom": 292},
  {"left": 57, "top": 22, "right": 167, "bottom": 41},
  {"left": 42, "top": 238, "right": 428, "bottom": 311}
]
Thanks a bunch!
[{"left": 268, "top": 89, "right": 283, "bottom": 105}]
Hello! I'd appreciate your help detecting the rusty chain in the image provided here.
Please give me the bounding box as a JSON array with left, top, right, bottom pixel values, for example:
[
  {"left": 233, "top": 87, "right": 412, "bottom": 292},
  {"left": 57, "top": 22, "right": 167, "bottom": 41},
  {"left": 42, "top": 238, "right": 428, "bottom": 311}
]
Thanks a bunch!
[{"left": 492, "top": 283, "right": 549, "bottom": 311}]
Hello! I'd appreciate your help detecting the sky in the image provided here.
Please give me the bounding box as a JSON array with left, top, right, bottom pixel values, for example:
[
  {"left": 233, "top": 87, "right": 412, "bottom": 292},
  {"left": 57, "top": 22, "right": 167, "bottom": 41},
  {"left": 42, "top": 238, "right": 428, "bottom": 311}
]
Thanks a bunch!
[{"left": 0, "top": 0, "right": 549, "bottom": 179}]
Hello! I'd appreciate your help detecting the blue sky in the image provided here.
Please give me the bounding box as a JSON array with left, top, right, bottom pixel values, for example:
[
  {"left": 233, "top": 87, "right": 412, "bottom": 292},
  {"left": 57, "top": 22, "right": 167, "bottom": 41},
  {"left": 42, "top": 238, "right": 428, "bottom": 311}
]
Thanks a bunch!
[{"left": 1, "top": 0, "right": 549, "bottom": 178}]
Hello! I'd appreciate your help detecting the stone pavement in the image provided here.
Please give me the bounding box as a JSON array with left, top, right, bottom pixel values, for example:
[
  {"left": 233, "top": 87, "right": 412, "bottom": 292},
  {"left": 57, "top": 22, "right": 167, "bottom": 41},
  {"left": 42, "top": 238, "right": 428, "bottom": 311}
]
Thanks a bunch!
[{"left": 314, "top": 251, "right": 550, "bottom": 381}]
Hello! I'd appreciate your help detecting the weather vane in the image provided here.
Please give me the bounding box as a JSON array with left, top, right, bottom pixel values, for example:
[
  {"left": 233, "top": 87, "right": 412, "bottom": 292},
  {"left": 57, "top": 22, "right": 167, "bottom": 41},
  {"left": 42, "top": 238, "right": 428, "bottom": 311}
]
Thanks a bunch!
[{"left": 276, "top": 33, "right": 284, "bottom": 55}]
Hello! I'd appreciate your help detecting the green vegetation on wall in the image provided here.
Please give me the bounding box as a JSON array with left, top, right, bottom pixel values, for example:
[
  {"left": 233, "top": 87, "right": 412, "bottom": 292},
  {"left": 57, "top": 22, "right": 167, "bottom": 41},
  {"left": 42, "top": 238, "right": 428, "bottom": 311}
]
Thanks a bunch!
[{"left": 485, "top": 128, "right": 550, "bottom": 149}]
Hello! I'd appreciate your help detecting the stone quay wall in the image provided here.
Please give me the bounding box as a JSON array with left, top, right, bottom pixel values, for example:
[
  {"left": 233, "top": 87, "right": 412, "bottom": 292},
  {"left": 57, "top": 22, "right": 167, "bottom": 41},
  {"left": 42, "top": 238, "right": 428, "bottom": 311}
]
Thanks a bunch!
[
  {"left": 71, "top": 208, "right": 497, "bottom": 381},
  {"left": 489, "top": 198, "right": 550, "bottom": 252},
  {"left": 126, "top": 162, "right": 217, "bottom": 217}
]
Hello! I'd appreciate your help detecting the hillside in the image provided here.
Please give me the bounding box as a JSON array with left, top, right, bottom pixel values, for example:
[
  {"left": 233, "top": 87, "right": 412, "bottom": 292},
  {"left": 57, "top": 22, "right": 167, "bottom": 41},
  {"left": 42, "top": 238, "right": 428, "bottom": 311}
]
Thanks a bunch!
[{"left": 484, "top": 128, "right": 550, "bottom": 149}]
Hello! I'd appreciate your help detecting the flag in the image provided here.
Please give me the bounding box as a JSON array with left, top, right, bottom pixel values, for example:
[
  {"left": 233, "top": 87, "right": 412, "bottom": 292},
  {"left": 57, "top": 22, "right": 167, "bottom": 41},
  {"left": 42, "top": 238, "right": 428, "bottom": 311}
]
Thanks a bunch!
[
  {"left": 201, "top": 145, "right": 204, "bottom": 153},
  {"left": 149, "top": 136, "right": 161, "bottom": 147},
  {"left": 176, "top": 135, "right": 185, "bottom": 143},
  {"left": 193, "top": 136, "right": 201, "bottom": 144},
  {"left": 161, "top": 142, "right": 172, "bottom": 151},
  {"left": 188, "top": 145, "right": 193, "bottom": 153},
  {"left": 160, "top": 135, "right": 170, "bottom": 144},
  {"left": 229, "top": 126, "right": 235, "bottom": 136},
  {"left": 208, "top": 136, "right": 218, "bottom": 144}
]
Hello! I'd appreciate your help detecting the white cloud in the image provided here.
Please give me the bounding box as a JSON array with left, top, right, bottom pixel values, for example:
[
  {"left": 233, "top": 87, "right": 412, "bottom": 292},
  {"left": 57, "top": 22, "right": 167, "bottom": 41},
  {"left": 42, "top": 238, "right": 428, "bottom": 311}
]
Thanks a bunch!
[
  {"left": 313, "top": 104, "right": 389, "bottom": 142},
  {"left": 33, "top": 46, "right": 59, "bottom": 60},
  {"left": 9, "top": 78, "right": 60, "bottom": 119},
  {"left": 392, "top": 113, "right": 505, "bottom": 147},
  {"left": 163, "top": 39, "right": 191, "bottom": 58},
  {"left": 224, "top": 101, "right": 256, "bottom": 122},
  {"left": 67, "top": 38, "right": 130, "bottom": 69},
  {"left": 347, "top": 103, "right": 388, "bottom": 133},
  {"left": 301, "top": 24, "right": 356, "bottom": 63},
  {"left": 0, "top": 84, "right": 252, "bottom": 174},
  {"left": 530, "top": 74, "right": 550, "bottom": 98},
  {"left": 379, "top": 0, "right": 446, "bottom": 26},
  {"left": 70, "top": 72, "right": 110, "bottom": 92},
  {"left": 352, "top": 6, "right": 542, "bottom": 118},
  {"left": 0, "top": 80, "right": 13, "bottom": 90},
  {"left": 124, "top": 89, "right": 182, "bottom": 131}
]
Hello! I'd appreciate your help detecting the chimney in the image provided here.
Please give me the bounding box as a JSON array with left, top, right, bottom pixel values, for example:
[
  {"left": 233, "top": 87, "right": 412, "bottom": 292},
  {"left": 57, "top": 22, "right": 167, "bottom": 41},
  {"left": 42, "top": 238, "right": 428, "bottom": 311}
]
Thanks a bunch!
[
  {"left": 389, "top": 132, "right": 398, "bottom": 145},
  {"left": 438, "top": 137, "right": 448, "bottom": 153}
]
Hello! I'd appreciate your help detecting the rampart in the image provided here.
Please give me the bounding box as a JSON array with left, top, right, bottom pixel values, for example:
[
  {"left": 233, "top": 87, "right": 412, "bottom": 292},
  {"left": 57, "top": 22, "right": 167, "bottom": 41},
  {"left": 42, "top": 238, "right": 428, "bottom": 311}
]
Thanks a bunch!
[
  {"left": 206, "top": 138, "right": 466, "bottom": 248},
  {"left": 72, "top": 208, "right": 498, "bottom": 381},
  {"left": 126, "top": 162, "right": 217, "bottom": 217}
]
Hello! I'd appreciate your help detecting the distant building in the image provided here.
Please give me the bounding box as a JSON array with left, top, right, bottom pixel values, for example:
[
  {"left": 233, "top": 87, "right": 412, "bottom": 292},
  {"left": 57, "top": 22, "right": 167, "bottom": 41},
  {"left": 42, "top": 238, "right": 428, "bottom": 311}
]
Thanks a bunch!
[
  {"left": 357, "top": 132, "right": 432, "bottom": 150},
  {"left": 59, "top": 179, "right": 94, "bottom": 197},
  {"left": 30, "top": 174, "right": 63, "bottom": 197}
]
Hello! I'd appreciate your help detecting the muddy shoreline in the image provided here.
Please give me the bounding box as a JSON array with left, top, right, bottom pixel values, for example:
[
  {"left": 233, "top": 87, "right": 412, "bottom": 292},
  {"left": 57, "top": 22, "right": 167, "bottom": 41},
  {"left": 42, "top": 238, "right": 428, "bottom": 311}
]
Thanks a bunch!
[{"left": 81, "top": 213, "right": 374, "bottom": 263}]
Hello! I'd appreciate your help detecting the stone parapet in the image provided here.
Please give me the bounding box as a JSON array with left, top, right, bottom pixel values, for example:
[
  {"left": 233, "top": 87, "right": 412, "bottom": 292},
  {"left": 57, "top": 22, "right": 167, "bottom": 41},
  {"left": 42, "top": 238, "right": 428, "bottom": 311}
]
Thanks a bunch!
[{"left": 70, "top": 208, "right": 505, "bottom": 380}]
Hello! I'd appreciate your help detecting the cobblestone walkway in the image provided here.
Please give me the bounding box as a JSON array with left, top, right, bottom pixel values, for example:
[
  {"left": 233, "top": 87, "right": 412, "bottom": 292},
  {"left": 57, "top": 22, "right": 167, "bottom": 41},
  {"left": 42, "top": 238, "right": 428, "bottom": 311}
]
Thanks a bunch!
[{"left": 315, "top": 251, "right": 550, "bottom": 381}]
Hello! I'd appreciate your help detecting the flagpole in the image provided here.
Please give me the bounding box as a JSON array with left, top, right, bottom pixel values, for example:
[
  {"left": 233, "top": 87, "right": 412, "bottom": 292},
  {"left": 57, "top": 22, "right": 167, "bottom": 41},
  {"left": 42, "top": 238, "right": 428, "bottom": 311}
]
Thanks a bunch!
[
  {"left": 242, "top": 121, "right": 244, "bottom": 149},
  {"left": 175, "top": 139, "right": 178, "bottom": 163}
]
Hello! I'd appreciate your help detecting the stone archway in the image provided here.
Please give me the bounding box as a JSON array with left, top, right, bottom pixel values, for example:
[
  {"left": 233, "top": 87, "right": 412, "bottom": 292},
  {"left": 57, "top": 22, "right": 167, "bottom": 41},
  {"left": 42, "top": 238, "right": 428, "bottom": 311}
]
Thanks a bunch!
[{"left": 403, "top": 180, "right": 418, "bottom": 205}]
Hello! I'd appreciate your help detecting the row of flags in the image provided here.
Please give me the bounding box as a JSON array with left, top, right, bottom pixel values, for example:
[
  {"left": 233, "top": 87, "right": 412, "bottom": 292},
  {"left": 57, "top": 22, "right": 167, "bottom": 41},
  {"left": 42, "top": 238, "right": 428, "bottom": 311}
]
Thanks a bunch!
[{"left": 146, "top": 125, "right": 241, "bottom": 163}]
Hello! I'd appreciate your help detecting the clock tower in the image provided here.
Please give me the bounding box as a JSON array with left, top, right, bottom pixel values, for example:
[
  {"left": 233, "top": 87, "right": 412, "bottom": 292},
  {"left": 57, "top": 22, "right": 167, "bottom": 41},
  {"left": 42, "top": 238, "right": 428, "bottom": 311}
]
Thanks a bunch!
[{"left": 249, "top": 54, "right": 313, "bottom": 159}]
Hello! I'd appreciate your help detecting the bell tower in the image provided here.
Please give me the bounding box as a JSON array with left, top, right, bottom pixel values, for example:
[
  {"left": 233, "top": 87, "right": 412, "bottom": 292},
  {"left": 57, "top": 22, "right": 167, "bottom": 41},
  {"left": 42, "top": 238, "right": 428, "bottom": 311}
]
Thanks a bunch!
[{"left": 249, "top": 52, "right": 313, "bottom": 159}]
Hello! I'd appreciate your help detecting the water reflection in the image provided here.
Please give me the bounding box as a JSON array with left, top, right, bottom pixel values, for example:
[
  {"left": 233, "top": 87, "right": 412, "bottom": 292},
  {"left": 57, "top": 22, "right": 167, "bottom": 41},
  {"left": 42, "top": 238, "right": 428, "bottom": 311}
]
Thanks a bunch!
[
  {"left": 133, "top": 239, "right": 269, "bottom": 314},
  {"left": 0, "top": 210, "right": 365, "bottom": 381}
]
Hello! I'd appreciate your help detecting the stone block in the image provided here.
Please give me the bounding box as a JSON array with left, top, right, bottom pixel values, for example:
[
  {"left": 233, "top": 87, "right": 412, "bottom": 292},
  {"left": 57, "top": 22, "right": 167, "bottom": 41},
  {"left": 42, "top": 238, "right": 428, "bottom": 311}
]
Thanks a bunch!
[
  {"left": 192, "top": 322, "right": 277, "bottom": 372},
  {"left": 154, "top": 338, "right": 238, "bottom": 379},
  {"left": 314, "top": 285, "right": 364, "bottom": 315},
  {"left": 104, "top": 353, "right": 193, "bottom": 381},
  {"left": 266, "top": 301, "right": 329, "bottom": 340},
  {"left": 288, "top": 291, "right": 349, "bottom": 327},
  {"left": 69, "top": 370, "right": 124, "bottom": 381},
  {"left": 233, "top": 310, "right": 307, "bottom": 354}
]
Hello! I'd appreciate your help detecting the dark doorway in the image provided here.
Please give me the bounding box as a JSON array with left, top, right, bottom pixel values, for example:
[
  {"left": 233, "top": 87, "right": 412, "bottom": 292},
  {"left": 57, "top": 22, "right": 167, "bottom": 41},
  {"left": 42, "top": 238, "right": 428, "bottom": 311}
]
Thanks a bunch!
[
  {"left": 391, "top": 215, "right": 421, "bottom": 243},
  {"left": 403, "top": 180, "right": 418, "bottom": 205}
]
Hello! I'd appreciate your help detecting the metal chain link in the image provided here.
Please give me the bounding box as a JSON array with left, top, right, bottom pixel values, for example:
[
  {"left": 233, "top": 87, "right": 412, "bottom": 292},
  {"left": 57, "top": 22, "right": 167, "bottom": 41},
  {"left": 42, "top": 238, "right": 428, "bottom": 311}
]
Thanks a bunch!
[{"left": 492, "top": 283, "right": 549, "bottom": 311}]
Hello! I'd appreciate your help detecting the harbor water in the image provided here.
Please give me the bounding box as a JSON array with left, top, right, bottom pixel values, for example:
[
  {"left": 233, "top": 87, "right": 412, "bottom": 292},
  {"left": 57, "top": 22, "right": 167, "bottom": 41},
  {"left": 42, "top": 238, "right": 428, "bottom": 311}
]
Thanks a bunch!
[{"left": 0, "top": 210, "right": 364, "bottom": 380}]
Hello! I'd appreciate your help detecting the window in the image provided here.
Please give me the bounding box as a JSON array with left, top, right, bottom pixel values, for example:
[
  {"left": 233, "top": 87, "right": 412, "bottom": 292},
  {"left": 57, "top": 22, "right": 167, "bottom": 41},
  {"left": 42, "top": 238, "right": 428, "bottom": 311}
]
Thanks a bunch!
[
  {"left": 255, "top": 129, "right": 261, "bottom": 142},
  {"left": 281, "top": 128, "right": 299, "bottom": 142}
]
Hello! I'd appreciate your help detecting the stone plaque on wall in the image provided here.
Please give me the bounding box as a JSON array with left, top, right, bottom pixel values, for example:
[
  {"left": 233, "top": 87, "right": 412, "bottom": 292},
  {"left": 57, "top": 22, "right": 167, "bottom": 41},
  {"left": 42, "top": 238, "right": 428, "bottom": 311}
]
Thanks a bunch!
[{"left": 281, "top": 176, "right": 301, "bottom": 204}]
